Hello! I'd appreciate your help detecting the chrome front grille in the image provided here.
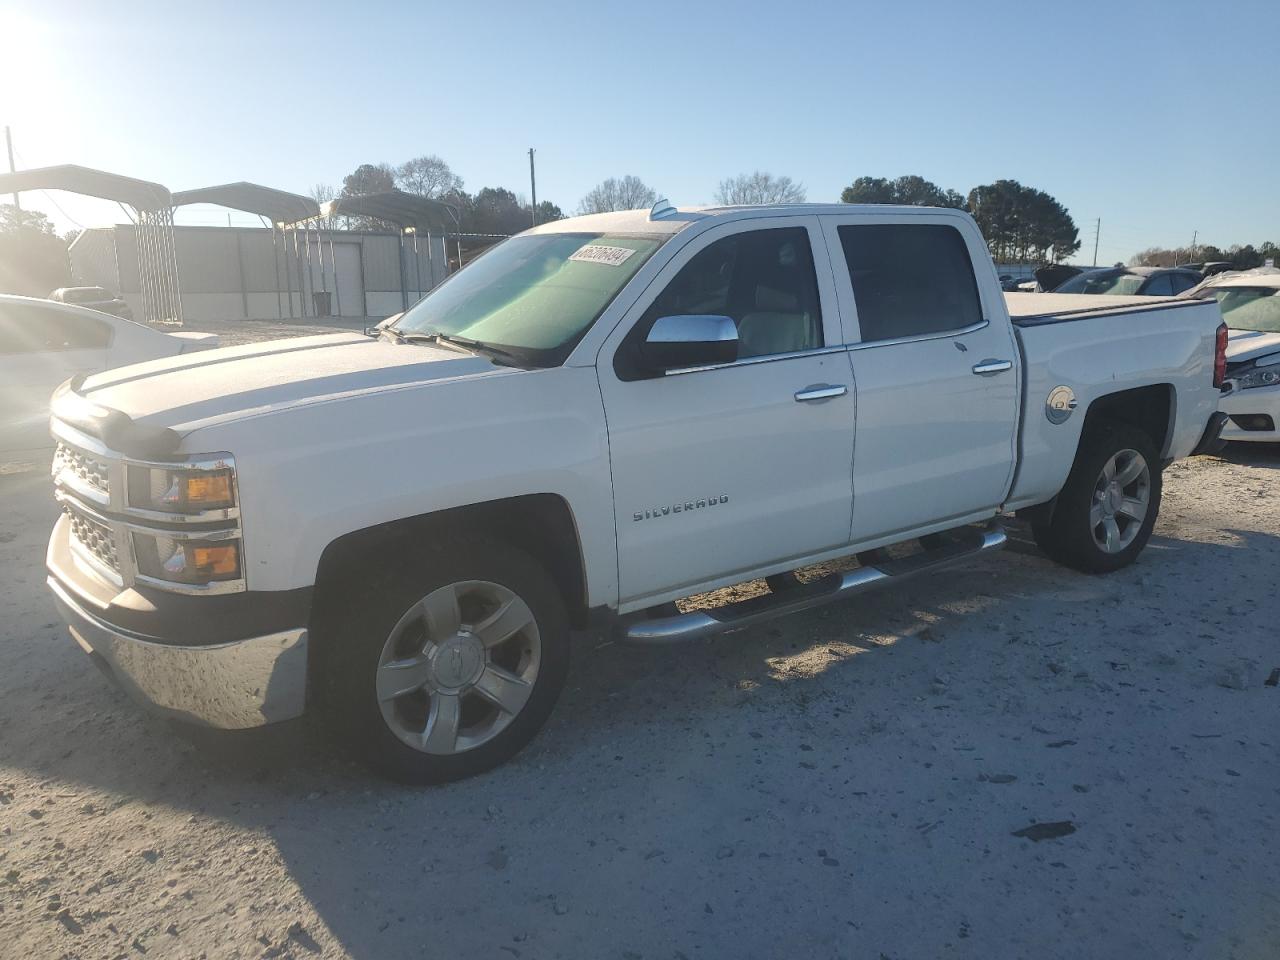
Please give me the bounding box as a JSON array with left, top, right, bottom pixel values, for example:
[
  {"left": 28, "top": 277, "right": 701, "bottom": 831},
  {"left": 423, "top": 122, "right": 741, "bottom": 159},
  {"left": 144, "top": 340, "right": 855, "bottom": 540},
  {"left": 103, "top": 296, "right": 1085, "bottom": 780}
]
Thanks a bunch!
[
  {"left": 65, "top": 505, "right": 120, "bottom": 573},
  {"left": 53, "top": 441, "right": 110, "bottom": 499}
]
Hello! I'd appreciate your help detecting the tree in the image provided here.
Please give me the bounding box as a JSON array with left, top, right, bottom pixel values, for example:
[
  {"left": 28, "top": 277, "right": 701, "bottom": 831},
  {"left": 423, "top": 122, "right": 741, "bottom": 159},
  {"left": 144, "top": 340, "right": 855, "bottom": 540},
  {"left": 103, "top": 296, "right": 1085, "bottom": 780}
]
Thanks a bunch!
[
  {"left": 840, "top": 175, "right": 964, "bottom": 208},
  {"left": 966, "top": 180, "right": 1078, "bottom": 264},
  {"left": 0, "top": 204, "right": 70, "bottom": 296},
  {"left": 395, "top": 155, "right": 463, "bottom": 199},
  {"left": 336, "top": 165, "right": 396, "bottom": 230},
  {"left": 714, "top": 171, "right": 806, "bottom": 205},
  {"left": 577, "top": 175, "right": 658, "bottom": 214},
  {"left": 309, "top": 183, "right": 338, "bottom": 228},
  {"left": 533, "top": 200, "right": 565, "bottom": 224},
  {"left": 340, "top": 163, "right": 395, "bottom": 198},
  {"left": 1129, "top": 241, "right": 1276, "bottom": 269},
  {"left": 467, "top": 187, "right": 531, "bottom": 235}
]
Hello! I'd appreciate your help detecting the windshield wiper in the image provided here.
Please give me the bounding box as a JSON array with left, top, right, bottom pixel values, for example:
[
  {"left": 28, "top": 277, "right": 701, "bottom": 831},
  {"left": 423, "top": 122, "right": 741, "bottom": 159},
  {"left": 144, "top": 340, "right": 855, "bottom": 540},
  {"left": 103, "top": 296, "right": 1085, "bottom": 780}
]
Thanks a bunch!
[
  {"left": 379, "top": 326, "right": 528, "bottom": 366},
  {"left": 432, "top": 333, "right": 527, "bottom": 367},
  {"left": 378, "top": 326, "right": 439, "bottom": 346}
]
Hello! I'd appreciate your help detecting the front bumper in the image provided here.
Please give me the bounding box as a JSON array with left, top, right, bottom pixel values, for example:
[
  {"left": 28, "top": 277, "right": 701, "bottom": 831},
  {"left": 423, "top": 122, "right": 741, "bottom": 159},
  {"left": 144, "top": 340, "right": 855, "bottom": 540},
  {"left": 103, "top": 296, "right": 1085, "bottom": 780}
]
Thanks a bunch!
[
  {"left": 1219, "top": 385, "right": 1280, "bottom": 442},
  {"left": 48, "top": 575, "right": 308, "bottom": 729}
]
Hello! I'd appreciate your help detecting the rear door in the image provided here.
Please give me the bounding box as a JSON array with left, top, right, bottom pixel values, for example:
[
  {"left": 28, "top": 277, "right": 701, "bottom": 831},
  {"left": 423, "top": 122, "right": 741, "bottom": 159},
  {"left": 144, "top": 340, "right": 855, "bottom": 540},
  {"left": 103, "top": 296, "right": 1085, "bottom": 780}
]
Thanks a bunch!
[
  {"left": 0, "top": 302, "right": 110, "bottom": 452},
  {"left": 598, "top": 217, "right": 856, "bottom": 607},
  {"left": 820, "top": 215, "right": 1020, "bottom": 543}
]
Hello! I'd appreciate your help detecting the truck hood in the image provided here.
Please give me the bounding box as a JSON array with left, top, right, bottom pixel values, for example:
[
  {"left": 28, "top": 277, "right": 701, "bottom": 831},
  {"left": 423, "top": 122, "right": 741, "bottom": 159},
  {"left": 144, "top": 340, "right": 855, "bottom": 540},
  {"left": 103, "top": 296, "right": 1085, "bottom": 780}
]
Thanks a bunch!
[
  {"left": 1226, "top": 328, "right": 1280, "bottom": 364},
  {"left": 78, "top": 332, "right": 504, "bottom": 433}
]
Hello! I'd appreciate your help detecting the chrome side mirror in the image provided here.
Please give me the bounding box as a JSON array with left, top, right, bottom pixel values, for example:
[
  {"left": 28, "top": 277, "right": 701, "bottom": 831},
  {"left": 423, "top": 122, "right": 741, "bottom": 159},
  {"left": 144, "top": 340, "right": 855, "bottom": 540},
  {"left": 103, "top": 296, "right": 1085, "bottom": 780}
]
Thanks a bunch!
[{"left": 641, "top": 315, "right": 738, "bottom": 373}]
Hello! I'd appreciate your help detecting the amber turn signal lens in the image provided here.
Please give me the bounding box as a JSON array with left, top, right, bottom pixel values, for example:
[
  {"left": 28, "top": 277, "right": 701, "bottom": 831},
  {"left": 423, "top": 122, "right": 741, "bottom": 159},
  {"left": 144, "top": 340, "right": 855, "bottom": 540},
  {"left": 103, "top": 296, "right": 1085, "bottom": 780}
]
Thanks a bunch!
[
  {"left": 184, "top": 473, "right": 234, "bottom": 506},
  {"left": 191, "top": 544, "right": 239, "bottom": 576},
  {"left": 128, "top": 463, "right": 236, "bottom": 514}
]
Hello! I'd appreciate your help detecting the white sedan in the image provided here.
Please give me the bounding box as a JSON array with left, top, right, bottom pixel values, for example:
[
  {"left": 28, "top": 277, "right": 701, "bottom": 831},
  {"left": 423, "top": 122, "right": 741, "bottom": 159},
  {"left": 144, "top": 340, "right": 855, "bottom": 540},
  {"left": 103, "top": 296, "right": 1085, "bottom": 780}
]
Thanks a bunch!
[
  {"left": 1185, "top": 271, "right": 1280, "bottom": 442},
  {"left": 0, "top": 294, "right": 218, "bottom": 454}
]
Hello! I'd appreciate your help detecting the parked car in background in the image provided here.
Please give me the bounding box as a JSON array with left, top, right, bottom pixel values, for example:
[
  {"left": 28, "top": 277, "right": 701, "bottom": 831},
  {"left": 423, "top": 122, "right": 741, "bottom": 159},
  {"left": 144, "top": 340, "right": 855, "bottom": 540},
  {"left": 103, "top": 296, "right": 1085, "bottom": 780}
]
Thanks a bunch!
[
  {"left": 1183, "top": 271, "right": 1280, "bottom": 442},
  {"left": 1180, "top": 261, "right": 1235, "bottom": 279},
  {"left": 0, "top": 295, "right": 219, "bottom": 454},
  {"left": 49, "top": 286, "right": 134, "bottom": 320},
  {"left": 1034, "top": 264, "right": 1084, "bottom": 293},
  {"left": 1053, "top": 266, "right": 1202, "bottom": 296}
]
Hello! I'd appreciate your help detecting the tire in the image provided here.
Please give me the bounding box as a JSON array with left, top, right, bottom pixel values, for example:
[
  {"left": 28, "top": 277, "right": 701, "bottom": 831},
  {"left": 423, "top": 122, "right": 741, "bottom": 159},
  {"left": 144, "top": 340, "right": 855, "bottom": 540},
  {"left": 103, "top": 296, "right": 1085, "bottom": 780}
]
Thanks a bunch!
[
  {"left": 1032, "top": 422, "right": 1162, "bottom": 574},
  {"left": 315, "top": 535, "right": 569, "bottom": 784}
]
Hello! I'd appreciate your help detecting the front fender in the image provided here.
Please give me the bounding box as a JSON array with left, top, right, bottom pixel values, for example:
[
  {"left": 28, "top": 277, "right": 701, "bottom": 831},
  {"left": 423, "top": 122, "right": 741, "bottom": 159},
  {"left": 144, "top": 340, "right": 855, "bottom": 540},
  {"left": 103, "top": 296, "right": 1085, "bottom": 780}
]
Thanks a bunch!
[{"left": 187, "top": 366, "right": 618, "bottom": 607}]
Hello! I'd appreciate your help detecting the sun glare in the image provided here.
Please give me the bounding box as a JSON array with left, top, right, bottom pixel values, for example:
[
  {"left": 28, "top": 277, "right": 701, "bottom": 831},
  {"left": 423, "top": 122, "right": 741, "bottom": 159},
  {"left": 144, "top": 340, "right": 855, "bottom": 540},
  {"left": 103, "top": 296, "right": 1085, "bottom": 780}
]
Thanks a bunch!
[{"left": 0, "top": 12, "right": 67, "bottom": 125}]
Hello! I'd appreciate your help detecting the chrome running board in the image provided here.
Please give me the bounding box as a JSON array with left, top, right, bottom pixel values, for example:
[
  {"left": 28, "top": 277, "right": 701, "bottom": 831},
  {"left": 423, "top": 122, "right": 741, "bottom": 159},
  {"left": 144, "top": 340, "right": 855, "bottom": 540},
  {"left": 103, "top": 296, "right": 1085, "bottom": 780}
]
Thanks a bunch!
[{"left": 618, "top": 522, "right": 1007, "bottom": 645}]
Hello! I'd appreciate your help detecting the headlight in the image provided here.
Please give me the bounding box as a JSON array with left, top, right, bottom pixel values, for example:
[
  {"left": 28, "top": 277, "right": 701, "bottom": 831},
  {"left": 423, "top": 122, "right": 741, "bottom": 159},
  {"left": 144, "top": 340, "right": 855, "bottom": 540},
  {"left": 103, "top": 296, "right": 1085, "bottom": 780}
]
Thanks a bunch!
[
  {"left": 1233, "top": 364, "right": 1280, "bottom": 390},
  {"left": 132, "top": 532, "right": 242, "bottom": 585},
  {"left": 127, "top": 462, "right": 236, "bottom": 514}
]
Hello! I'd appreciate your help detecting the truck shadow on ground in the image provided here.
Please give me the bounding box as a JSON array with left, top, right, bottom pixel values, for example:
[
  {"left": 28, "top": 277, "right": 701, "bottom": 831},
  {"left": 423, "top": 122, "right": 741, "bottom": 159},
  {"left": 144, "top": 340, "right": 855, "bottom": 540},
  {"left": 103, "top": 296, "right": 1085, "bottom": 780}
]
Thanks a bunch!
[
  {"left": 1216, "top": 440, "right": 1280, "bottom": 467},
  {"left": 5, "top": 498, "right": 1279, "bottom": 958}
]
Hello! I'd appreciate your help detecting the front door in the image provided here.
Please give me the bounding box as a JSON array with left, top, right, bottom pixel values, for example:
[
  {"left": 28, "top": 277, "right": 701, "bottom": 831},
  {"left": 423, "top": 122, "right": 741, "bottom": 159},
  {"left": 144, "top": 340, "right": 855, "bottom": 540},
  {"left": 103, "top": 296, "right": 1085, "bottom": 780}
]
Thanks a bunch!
[
  {"left": 820, "top": 214, "right": 1020, "bottom": 542},
  {"left": 598, "top": 218, "right": 856, "bottom": 608}
]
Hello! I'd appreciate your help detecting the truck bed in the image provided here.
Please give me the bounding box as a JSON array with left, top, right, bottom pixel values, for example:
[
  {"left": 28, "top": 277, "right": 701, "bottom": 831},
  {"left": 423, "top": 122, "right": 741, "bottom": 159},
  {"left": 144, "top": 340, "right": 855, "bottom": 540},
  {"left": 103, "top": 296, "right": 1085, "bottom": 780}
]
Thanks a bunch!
[
  {"left": 1004, "top": 291, "right": 1208, "bottom": 326},
  {"left": 1006, "top": 294, "right": 1222, "bottom": 512}
]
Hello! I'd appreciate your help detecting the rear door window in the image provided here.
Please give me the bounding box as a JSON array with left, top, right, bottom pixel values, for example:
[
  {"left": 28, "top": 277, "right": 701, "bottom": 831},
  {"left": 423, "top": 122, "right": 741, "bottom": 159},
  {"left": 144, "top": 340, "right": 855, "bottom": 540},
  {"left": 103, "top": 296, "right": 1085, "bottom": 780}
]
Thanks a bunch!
[
  {"left": 1143, "top": 274, "right": 1174, "bottom": 296},
  {"left": 836, "top": 224, "right": 983, "bottom": 342}
]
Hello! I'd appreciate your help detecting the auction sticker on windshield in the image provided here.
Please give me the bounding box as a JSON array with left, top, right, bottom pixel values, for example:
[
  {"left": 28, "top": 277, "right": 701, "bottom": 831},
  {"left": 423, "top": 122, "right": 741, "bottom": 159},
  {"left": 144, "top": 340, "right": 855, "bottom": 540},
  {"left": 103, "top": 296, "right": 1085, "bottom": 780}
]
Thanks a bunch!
[{"left": 568, "top": 244, "right": 638, "bottom": 267}]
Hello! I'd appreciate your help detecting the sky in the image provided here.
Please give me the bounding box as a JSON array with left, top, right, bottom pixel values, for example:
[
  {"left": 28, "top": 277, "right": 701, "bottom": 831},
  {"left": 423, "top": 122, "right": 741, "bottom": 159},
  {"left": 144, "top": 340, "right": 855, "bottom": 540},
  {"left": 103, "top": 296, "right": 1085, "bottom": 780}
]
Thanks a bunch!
[{"left": 1, "top": 0, "right": 1276, "bottom": 264}]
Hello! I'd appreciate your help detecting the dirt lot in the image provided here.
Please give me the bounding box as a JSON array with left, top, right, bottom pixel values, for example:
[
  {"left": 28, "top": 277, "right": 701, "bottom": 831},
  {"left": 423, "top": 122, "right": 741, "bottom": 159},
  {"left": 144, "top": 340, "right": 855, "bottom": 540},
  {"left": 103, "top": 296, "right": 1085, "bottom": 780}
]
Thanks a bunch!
[
  {"left": 2, "top": 321, "right": 1278, "bottom": 959},
  {"left": 184, "top": 316, "right": 372, "bottom": 347}
]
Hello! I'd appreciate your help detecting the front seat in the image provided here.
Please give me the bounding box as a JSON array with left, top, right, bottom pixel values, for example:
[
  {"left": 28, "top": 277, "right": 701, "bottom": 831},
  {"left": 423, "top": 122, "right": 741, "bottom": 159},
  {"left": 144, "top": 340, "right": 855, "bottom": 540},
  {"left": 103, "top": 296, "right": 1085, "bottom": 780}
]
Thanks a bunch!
[{"left": 736, "top": 284, "right": 813, "bottom": 358}]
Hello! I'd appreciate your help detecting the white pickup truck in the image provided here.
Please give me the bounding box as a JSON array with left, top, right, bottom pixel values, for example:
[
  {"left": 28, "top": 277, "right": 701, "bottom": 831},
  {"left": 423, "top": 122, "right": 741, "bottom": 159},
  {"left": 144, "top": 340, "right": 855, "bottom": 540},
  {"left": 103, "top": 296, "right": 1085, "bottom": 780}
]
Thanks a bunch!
[{"left": 45, "top": 203, "right": 1228, "bottom": 783}]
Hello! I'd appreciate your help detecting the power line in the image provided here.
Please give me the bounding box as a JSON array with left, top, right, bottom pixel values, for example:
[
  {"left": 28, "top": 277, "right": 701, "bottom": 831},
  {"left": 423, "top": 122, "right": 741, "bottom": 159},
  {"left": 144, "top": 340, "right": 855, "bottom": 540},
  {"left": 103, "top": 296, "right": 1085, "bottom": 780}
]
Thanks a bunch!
[{"left": 11, "top": 143, "right": 85, "bottom": 229}]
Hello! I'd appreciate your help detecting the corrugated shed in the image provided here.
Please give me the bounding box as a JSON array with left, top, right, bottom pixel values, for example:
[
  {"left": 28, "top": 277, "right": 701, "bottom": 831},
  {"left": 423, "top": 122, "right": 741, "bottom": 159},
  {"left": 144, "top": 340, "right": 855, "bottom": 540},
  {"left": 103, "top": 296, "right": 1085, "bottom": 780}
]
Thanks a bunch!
[
  {"left": 67, "top": 229, "right": 121, "bottom": 289},
  {"left": 174, "top": 229, "right": 240, "bottom": 294},
  {"left": 360, "top": 235, "right": 403, "bottom": 292}
]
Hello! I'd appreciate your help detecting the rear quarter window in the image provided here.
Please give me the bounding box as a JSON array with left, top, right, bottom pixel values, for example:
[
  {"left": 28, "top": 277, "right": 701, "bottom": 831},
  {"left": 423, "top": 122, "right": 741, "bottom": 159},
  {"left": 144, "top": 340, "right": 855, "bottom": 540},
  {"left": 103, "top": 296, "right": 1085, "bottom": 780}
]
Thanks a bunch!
[{"left": 0, "top": 304, "right": 112, "bottom": 352}]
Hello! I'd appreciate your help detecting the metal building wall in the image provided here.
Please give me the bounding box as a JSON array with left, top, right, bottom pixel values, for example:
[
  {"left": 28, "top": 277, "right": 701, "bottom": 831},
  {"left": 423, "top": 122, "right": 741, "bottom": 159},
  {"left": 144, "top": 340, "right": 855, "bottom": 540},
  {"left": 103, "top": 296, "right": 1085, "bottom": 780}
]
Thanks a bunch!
[{"left": 77, "top": 225, "right": 451, "bottom": 322}]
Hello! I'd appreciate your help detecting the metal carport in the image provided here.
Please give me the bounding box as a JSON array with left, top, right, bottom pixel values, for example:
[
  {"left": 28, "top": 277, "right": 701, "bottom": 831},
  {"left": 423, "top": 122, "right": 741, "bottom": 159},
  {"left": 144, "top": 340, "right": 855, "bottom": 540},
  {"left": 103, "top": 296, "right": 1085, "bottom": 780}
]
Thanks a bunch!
[
  {"left": 0, "top": 164, "right": 182, "bottom": 324},
  {"left": 318, "top": 191, "right": 459, "bottom": 310},
  {"left": 171, "top": 183, "right": 320, "bottom": 319}
]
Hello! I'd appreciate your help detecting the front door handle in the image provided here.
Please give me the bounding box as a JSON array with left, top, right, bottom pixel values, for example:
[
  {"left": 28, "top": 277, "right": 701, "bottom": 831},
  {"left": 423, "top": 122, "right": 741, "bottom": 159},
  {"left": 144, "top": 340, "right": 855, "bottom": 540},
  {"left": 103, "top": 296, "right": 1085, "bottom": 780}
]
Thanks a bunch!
[
  {"left": 971, "top": 359, "right": 1013, "bottom": 376},
  {"left": 794, "top": 384, "right": 848, "bottom": 402}
]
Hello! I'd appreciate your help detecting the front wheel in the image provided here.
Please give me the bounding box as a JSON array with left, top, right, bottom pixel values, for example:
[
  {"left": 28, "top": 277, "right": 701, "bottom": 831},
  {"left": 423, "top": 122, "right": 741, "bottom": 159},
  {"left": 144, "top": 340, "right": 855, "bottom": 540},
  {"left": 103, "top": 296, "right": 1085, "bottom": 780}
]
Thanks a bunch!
[
  {"left": 316, "top": 537, "right": 569, "bottom": 784},
  {"left": 1032, "top": 423, "right": 1162, "bottom": 574}
]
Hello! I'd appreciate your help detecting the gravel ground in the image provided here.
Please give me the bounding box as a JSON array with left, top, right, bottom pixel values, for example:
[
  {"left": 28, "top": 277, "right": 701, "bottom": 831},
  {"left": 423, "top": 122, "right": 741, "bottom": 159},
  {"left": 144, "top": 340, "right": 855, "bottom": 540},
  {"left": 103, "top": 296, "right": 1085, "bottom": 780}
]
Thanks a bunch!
[
  {"left": 2, "top": 321, "right": 1278, "bottom": 959},
  {"left": 187, "top": 317, "right": 372, "bottom": 347}
]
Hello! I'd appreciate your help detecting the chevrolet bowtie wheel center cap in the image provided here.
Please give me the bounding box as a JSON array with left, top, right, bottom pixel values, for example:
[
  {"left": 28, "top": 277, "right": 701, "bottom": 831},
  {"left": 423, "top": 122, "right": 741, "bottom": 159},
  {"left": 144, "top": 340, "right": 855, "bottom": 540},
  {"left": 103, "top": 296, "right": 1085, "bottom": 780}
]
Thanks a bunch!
[{"left": 431, "top": 634, "right": 486, "bottom": 691}]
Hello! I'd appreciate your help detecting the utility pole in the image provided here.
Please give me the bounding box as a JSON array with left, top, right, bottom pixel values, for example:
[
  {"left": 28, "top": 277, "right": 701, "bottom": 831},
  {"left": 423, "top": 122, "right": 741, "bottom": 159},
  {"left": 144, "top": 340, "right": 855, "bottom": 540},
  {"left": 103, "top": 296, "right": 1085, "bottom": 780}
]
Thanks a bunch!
[
  {"left": 528, "top": 148, "right": 537, "bottom": 227},
  {"left": 4, "top": 125, "right": 19, "bottom": 210},
  {"left": 1092, "top": 217, "right": 1100, "bottom": 267},
  {"left": 1190, "top": 230, "right": 1198, "bottom": 263}
]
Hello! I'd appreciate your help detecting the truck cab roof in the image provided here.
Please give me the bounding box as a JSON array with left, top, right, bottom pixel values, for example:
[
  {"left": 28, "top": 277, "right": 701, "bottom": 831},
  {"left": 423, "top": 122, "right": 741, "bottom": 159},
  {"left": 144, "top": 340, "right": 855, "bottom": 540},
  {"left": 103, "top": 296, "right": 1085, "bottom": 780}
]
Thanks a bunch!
[{"left": 525, "top": 203, "right": 972, "bottom": 238}]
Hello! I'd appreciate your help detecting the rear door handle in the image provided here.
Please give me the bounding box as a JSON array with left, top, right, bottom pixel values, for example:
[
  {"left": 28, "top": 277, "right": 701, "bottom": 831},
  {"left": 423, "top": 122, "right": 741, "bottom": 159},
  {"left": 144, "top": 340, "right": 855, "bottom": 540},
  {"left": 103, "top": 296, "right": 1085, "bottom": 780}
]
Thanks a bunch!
[
  {"left": 971, "top": 359, "right": 1013, "bottom": 376},
  {"left": 794, "top": 384, "right": 848, "bottom": 402}
]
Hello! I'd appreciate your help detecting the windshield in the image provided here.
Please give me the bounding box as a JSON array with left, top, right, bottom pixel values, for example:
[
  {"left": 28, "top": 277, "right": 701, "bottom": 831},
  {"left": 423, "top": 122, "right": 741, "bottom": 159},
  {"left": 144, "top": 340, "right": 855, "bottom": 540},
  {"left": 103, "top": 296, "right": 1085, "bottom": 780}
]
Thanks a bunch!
[
  {"left": 1204, "top": 287, "right": 1280, "bottom": 333},
  {"left": 1054, "top": 270, "right": 1147, "bottom": 295},
  {"left": 393, "top": 232, "right": 665, "bottom": 364}
]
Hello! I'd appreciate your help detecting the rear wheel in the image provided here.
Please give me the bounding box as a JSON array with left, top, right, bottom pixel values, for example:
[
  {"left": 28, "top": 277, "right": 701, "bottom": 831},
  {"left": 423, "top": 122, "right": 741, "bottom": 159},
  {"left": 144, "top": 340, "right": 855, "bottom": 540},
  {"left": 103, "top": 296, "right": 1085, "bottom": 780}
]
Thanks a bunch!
[
  {"left": 316, "top": 537, "right": 569, "bottom": 784},
  {"left": 1032, "top": 423, "right": 1162, "bottom": 574}
]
